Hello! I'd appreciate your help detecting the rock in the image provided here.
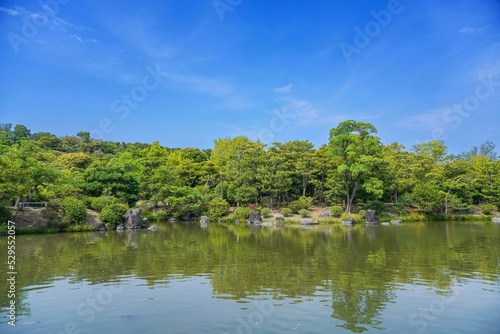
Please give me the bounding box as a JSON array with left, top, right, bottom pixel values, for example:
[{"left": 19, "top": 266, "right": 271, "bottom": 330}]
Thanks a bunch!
[
  {"left": 381, "top": 222, "right": 390, "bottom": 225},
  {"left": 124, "top": 209, "right": 142, "bottom": 229},
  {"left": 234, "top": 218, "right": 240, "bottom": 224},
  {"left": 318, "top": 213, "right": 330, "bottom": 218},
  {"left": 261, "top": 221, "right": 274, "bottom": 227},
  {"left": 141, "top": 218, "right": 150, "bottom": 228},
  {"left": 365, "top": 210, "right": 380, "bottom": 225},
  {"left": 200, "top": 216, "right": 209, "bottom": 227},
  {"left": 116, "top": 224, "right": 125, "bottom": 231},
  {"left": 248, "top": 211, "right": 262, "bottom": 224},
  {"left": 147, "top": 225, "right": 158, "bottom": 231},
  {"left": 168, "top": 217, "right": 176, "bottom": 223},
  {"left": 93, "top": 221, "right": 106, "bottom": 232},
  {"left": 218, "top": 218, "right": 221, "bottom": 224},
  {"left": 492, "top": 217, "right": 500, "bottom": 223},
  {"left": 391, "top": 219, "right": 402, "bottom": 224},
  {"left": 300, "top": 218, "right": 319, "bottom": 225},
  {"left": 341, "top": 217, "right": 356, "bottom": 226},
  {"left": 275, "top": 216, "right": 285, "bottom": 223}
]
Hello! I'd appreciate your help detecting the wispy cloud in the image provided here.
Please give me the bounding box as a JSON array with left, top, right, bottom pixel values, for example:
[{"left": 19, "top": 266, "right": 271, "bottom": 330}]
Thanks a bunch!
[
  {"left": 459, "top": 25, "right": 489, "bottom": 35},
  {"left": 397, "top": 108, "right": 448, "bottom": 130},
  {"left": 70, "top": 34, "right": 98, "bottom": 44},
  {"left": 0, "top": 6, "right": 21, "bottom": 16},
  {"left": 273, "top": 83, "right": 293, "bottom": 94},
  {"left": 169, "top": 73, "right": 233, "bottom": 96},
  {"left": 274, "top": 95, "right": 320, "bottom": 126}
]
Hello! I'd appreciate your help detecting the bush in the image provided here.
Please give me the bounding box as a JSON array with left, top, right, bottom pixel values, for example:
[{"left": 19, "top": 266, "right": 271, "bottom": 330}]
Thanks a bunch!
[
  {"left": 330, "top": 206, "right": 344, "bottom": 218},
  {"left": 89, "top": 196, "right": 121, "bottom": 212},
  {"left": 100, "top": 204, "right": 128, "bottom": 229},
  {"left": 299, "top": 209, "right": 311, "bottom": 218},
  {"left": 281, "top": 208, "right": 293, "bottom": 217},
  {"left": 288, "top": 196, "right": 313, "bottom": 214},
  {"left": 208, "top": 197, "right": 230, "bottom": 218},
  {"left": 0, "top": 204, "right": 12, "bottom": 226},
  {"left": 358, "top": 209, "right": 366, "bottom": 218},
  {"left": 481, "top": 203, "right": 497, "bottom": 215},
  {"left": 233, "top": 206, "right": 252, "bottom": 219},
  {"left": 61, "top": 197, "right": 87, "bottom": 225},
  {"left": 365, "top": 200, "right": 388, "bottom": 215},
  {"left": 261, "top": 207, "right": 272, "bottom": 218}
]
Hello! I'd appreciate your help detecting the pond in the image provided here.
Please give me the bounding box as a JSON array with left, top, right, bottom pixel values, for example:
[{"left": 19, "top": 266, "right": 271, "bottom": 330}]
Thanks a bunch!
[{"left": 1, "top": 222, "right": 499, "bottom": 333}]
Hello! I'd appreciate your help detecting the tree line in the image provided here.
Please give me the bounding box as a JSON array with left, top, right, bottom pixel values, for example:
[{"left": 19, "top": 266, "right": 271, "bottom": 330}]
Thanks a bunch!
[{"left": 0, "top": 120, "right": 499, "bottom": 226}]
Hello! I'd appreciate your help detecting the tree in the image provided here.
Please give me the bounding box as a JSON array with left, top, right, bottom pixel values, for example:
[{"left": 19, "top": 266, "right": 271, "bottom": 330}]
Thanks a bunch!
[
  {"left": 80, "top": 166, "right": 139, "bottom": 206},
  {"left": 12, "top": 124, "right": 31, "bottom": 142},
  {"left": 412, "top": 140, "right": 448, "bottom": 164},
  {"left": 329, "top": 120, "right": 383, "bottom": 213}
]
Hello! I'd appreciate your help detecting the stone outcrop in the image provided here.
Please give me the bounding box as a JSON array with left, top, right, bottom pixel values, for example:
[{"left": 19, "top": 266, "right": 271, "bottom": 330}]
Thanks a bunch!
[
  {"left": 124, "top": 209, "right": 142, "bottom": 229},
  {"left": 300, "top": 218, "right": 319, "bottom": 225},
  {"left": 147, "top": 225, "right": 158, "bottom": 231},
  {"left": 200, "top": 216, "right": 209, "bottom": 227},
  {"left": 341, "top": 217, "right": 356, "bottom": 226},
  {"left": 365, "top": 210, "right": 379, "bottom": 225},
  {"left": 116, "top": 224, "right": 125, "bottom": 231},
  {"left": 248, "top": 211, "right": 262, "bottom": 224},
  {"left": 390, "top": 219, "right": 402, "bottom": 224}
]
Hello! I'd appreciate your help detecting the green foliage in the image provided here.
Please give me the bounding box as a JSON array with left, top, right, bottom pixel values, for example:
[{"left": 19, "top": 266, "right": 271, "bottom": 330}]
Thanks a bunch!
[
  {"left": 412, "top": 183, "right": 443, "bottom": 213},
  {"left": 208, "top": 197, "right": 230, "bottom": 218},
  {"left": 0, "top": 204, "right": 12, "bottom": 225},
  {"left": 165, "top": 186, "right": 206, "bottom": 219},
  {"left": 330, "top": 206, "right": 344, "bottom": 218},
  {"left": 80, "top": 166, "right": 139, "bottom": 206},
  {"left": 364, "top": 200, "right": 388, "bottom": 215},
  {"left": 288, "top": 196, "right": 313, "bottom": 214},
  {"left": 281, "top": 208, "right": 293, "bottom": 217},
  {"left": 358, "top": 209, "right": 366, "bottom": 218},
  {"left": 481, "top": 203, "right": 497, "bottom": 215},
  {"left": 56, "top": 152, "right": 92, "bottom": 170},
  {"left": 233, "top": 206, "right": 252, "bottom": 219},
  {"left": 89, "top": 196, "right": 121, "bottom": 212},
  {"left": 299, "top": 209, "right": 311, "bottom": 217},
  {"left": 100, "top": 204, "right": 128, "bottom": 229},
  {"left": 261, "top": 207, "right": 272, "bottom": 218},
  {"left": 61, "top": 197, "right": 87, "bottom": 225}
]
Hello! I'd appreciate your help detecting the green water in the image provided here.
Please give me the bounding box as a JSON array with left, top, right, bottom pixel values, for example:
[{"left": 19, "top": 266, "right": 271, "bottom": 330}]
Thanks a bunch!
[{"left": 1, "top": 222, "right": 499, "bottom": 333}]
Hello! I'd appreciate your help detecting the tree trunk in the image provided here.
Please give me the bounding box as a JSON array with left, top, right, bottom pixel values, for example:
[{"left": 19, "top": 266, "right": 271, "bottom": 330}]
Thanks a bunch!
[
  {"left": 220, "top": 176, "right": 224, "bottom": 199},
  {"left": 269, "top": 194, "right": 273, "bottom": 212}
]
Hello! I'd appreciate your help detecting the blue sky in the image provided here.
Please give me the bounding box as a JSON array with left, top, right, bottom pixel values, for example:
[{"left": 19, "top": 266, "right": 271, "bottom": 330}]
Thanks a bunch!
[{"left": 0, "top": 0, "right": 499, "bottom": 153}]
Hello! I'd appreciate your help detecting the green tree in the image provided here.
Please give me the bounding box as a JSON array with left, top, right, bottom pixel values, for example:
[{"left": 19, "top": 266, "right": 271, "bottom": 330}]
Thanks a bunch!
[{"left": 329, "top": 120, "right": 383, "bottom": 213}]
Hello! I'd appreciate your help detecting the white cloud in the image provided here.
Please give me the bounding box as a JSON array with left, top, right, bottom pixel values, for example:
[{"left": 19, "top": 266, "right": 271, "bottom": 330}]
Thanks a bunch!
[
  {"left": 274, "top": 96, "right": 320, "bottom": 125},
  {"left": 273, "top": 84, "right": 293, "bottom": 94},
  {"left": 0, "top": 7, "right": 21, "bottom": 16},
  {"left": 169, "top": 73, "right": 233, "bottom": 96},
  {"left": 71, "top": 34, "right": 98, "bottom": 44},
  {"left": 459, "top": 25, "right": 489, "bottom": 35},
  {"left": 397, "top": 108, "right": 449, "bottom": 130}
]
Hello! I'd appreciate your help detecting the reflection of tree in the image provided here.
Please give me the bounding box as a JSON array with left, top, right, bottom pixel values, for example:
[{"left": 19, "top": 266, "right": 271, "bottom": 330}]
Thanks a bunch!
[{"left": 0, "top": 223, "right": 499, "bottom": 330}]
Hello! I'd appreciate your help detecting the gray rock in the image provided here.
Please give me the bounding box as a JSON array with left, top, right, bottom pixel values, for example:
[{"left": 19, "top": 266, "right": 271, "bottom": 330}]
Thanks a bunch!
[
  {"left": 142, "top": 218, "right": 150, "bottom": 228},
  {"left": 248, "top": 211, "right": 262, "bottom": 224},
  {"left": 168, "top": 217, "right": 176, "bottom": 223},
  {"left": 261, "top": 221, "right": 274, "bottom": 227},
  {"left": 93, "top": 221, "right": 106, "bottom": 232},
  {"left": 365, "top": 210, "right": 380, "bottom": 225},
  {"left": 200, "top": 215, "right": 209, "bottom": 227},
  {"left": 492, "top": 217, "right": 500, "bottom": 223},
  {"left": 341, "top": 217, "right": 356, "bottom": 226},
  {"left": 147, "top": 225, "right": 158, "bottom": 231},
  {"left": 318, "top": 213, "right": 331, "bottom": 218},
  {"left": 275, "top": 216, "right": 285, "bottom": 223},
  {"left": 116, "top": 224, "right": 125, "bottom": 231},
  {"left": 381, "top": 222, "right": 390, "bottom": 225},
  {"left": 234, "top": 218, "right": 240, "bottom": 224},
  {"left": 124, "top": 209, "right": 142, "bottom": 229},
  {"left": 390, "top": 219, "right": 402, "bottom": 224},
  {"left": 324, "top": 207, "right": 331, "bottom": 214},
  {"left": 300, "top": 218, "right": 319, "bottom": 225}
]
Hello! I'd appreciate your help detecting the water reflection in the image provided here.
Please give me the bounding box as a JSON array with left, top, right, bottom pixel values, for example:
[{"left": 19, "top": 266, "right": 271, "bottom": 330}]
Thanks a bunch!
[{"left": 0, "top": 222, "right": 499, "bottom": 332}]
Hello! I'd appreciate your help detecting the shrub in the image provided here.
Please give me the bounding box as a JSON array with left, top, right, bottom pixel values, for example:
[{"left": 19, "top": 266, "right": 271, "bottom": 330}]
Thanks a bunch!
[
  {"left": 0, "top": 204, "right": 12, "bottom": 226},
  {"left": 233, "top": 206, "right": 252, "bottom": 219},
  {"left": 288, "top": 196, "right": 313, "bottom": 214},
  {"left": 61, "top": 197, "right": 87, "bottom": 225},
  {"left": 481, "top": 203, "right": 497, "bottom": 215},
  {"left": 281, "top": 208, "right": 292, "bottom": 217},
  {"left": 299, "top": 209, "right": 311, "bottom": 218},
  {"left": 208, "top": 197, "right": 230, "bottom": 218},
  {"left": 89, "top": 196, "right": 121, "bottom": 212},
  {"left": 358, "top": 209, "right": 366, "bottom": 218},
  {"left": 365, "top": 200, "right": 388, "bottom": 215},
  {"left": 261, "top": 207, "right": 272, "bottom": 218},
  {"left": 330, "top": 206, "right": 344, "bottom": 218},
  {"left": 100, "top": 204, "right": 128, "bottom": 229}
]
